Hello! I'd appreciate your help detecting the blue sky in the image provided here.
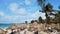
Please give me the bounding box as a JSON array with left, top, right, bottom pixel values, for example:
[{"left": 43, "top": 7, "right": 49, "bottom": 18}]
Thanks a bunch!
[{"left": 0, "top": 0, "right": 60, "bottom": 24}]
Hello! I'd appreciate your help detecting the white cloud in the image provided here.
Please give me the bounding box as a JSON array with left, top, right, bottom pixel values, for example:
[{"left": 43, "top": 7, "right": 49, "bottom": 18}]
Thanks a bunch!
[
  {"left": 0, "top": 11, "right": 10, "bottom": 19},
  {"left": 41, "top": 13, "right": 46, "bottom": 19},
  {"left": 17, "top": 8, "right": 26, "bottom": 15},
  {"left": 0, "top": 2, "right": 45, "bottom": 23},
  {"left": 31, "top": 10, "right": 42, "bottom": 19},
  {"left": 0, "top": 10, "right": 45, "bottom": 23},
  {"left": 31, "top": 10, "right": 46, "bottom": 19},
  {"left": 25, "top": 0, "right": 31, "bottom": 5},
  {"left": 0, "top": 13, "right": 31, "bottom": 23},
  {"left": 8, "top": 3, "right": 19, "bottom": 12},
  {"left": 8, "top": 3, "right": 26, "bottom": 15},
  {"left": 0, "top": 11, "right": 5, "bottom": 16}
]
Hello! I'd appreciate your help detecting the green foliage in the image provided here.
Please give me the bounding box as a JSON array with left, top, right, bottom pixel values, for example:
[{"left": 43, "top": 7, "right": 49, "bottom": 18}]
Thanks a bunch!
[
  {"left": 30, "top": 0, "right": 60, "bottom": 24},
  {"left": 44, "top": 3, "right": 53, "bottom": 12},
  {"left": 37, "top": 0, "right": 55, "bottom": 24},
  {"left": 31, "top": 20, "right": 35, "bottom": 23},
  {"left": 25, "top": 21, "right": 28, "bottom": 24},
  {"left": 54, "top": 11, "right": 60, "bottom": 23},
  {"left": 56, "top": 29, "right": 60, "bottom": 32},
  {"left": 37, "top": 0, "right": 46, "bottom": 8},
  {"left": 38, "top": 16, "right": 43, "bottom": 23}
]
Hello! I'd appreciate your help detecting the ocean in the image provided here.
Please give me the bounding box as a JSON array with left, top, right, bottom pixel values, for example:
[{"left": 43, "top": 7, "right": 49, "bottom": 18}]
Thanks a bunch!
[{"left": 0, "top": 24, "right": 12, "bottom": 30}]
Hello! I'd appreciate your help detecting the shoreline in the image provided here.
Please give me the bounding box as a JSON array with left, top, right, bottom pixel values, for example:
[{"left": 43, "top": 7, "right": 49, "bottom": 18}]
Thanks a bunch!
[{"left": 0, "top": 22, "right": 60, "bottom": 34}]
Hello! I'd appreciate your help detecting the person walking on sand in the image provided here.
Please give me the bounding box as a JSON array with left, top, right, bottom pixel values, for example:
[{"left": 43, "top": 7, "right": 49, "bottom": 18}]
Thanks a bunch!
[
  {"left": 10, "top": 29, "right": 15, "bottom": 34},
  {"left": 34, "top": 30, "right": 38, "bottom": 34},
  {"left": 17, "top": 29, "right": 20, "bottom": 34},
  {"left": 10, "top": 31, "right": 15, "bottom": 34}
]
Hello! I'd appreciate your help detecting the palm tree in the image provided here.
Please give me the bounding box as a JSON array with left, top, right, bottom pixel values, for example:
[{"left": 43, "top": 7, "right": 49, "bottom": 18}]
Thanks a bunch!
[
  {"left": 57, "top": 6, "right": 60, "bottom": 23},
  {"left": 37, "top": 0, "right": 53, "bottom": 24},
  {"left": 37, "top": 0, "right": 46, "bottom": 8},
  {"left": 53, "top": 6, "right": 60, "bottom": 23},
  {"left": 45, "top": 3, "right": 53, "bottom": 24},
  {"left": 55, "top": 11, "right": 60, "bottom": 23}
]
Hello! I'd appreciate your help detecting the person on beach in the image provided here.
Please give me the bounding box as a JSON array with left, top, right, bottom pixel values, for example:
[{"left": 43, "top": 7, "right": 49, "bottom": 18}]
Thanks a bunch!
[
  {"left": 10, "top": 29, "right": 15, "bottom": 34},
  {"left": 10, "top": 31, "right": 15, "bottom": 34},
  {"left": 16, "top": 29, "right": 20, "bottom": 34},
  {"left": 34, "top": 30, "right": 38, "bottom": 34}
]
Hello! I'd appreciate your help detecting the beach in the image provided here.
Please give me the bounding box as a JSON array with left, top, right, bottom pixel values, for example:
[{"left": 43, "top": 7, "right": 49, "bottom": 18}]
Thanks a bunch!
[{"left": 0, "top": 22, "right": 60, "bottom": 34}]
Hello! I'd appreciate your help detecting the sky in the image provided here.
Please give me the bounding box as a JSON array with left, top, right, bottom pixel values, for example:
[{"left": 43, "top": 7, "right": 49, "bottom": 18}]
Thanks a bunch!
[{"left": 0, "top": 0, "right": 60, "bottom": 24}]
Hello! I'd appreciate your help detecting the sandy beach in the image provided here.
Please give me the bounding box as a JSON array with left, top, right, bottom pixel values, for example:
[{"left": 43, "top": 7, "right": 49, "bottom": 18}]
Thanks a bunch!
[{"left": 0, "top": 22, "right": 60, "bottom": 34}]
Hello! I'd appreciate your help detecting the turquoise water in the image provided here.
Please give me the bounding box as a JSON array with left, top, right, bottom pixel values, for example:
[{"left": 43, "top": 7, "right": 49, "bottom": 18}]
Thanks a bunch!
[{"left": 0, "top": 24, "right": 12, "bottom": 29}]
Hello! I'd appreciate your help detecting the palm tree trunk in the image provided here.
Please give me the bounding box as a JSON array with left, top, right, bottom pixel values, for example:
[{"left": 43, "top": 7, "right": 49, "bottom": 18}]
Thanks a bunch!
[{"left": 45, "top": 12, "right": 50, "bottom": 24}]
